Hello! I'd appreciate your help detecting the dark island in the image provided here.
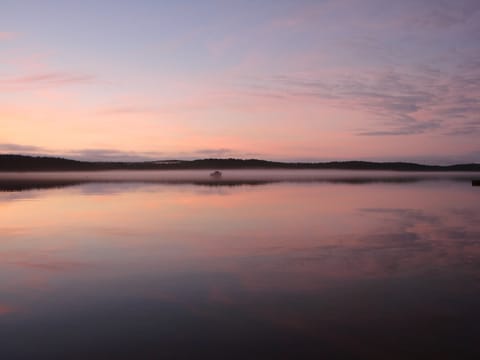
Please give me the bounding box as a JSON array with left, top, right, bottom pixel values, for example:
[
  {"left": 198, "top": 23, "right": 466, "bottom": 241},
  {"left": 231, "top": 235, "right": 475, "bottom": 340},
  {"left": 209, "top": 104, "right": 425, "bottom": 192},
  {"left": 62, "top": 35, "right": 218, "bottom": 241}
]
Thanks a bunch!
[{"left": 1, "top": 154, "right": 480, "bottom": 172}]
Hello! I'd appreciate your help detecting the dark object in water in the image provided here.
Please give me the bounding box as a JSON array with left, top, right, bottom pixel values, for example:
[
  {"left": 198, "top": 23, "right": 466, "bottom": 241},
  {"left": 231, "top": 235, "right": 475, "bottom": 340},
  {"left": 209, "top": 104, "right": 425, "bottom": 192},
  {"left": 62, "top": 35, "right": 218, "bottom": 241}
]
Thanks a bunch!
[
  {"left": 210, "top": 171, "right": 222, "bottom": 178},
  {"left": 473, "top": 180, "right": 480, "bottom": 186}
]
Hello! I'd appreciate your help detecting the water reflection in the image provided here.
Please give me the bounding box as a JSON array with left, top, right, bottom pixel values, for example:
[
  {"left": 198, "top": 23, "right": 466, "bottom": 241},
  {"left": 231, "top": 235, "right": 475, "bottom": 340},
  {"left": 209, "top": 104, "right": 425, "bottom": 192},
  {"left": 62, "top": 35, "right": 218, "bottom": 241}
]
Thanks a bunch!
[
  {"left": 0, "top": 173, "right": 479, "bottom": 359},
  {"left": 0, "top": 169, "right": 477, "bottom": 192}
]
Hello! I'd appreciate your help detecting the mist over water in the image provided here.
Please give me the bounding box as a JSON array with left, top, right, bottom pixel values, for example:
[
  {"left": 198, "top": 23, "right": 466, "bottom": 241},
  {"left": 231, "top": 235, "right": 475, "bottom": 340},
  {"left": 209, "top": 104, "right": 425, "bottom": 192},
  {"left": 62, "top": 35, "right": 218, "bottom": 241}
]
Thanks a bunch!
[
  {"left": 0, "top": 169, "right": 477, "bottom": 189},
  {"left": 1, "top": 171, "right": 479, "bottom": 359}
]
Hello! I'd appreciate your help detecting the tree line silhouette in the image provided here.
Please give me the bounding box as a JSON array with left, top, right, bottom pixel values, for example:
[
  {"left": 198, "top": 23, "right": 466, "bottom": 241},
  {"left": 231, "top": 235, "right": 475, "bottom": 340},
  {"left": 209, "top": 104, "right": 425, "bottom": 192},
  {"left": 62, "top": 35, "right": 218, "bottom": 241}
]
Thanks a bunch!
[{"left": 1, "top": 154, "right": 480, "bottom": 172}]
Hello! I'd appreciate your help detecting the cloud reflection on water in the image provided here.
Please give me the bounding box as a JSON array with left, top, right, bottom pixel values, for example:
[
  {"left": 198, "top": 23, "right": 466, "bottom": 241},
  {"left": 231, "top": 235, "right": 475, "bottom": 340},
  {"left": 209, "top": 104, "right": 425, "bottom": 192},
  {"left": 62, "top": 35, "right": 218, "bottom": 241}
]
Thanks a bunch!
[{"left": 0, "top": 175, "right": 479, "bottom": 358}]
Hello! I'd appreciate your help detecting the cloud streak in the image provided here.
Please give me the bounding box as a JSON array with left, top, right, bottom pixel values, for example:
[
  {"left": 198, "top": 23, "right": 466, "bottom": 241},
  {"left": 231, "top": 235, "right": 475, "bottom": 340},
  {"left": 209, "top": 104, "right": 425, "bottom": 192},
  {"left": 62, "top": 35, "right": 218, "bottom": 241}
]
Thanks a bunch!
[
  {"left": 0, "top": 143, "right": 45, "bottom": 152},
  {"left": 98, "top": 106, "right": 154, "bottom": 115},
  {"left": 0, "top": 144, "right": 255, "bottom": 161},
  {"left": 67, "top": 148, "right": 165, "bottom": 162},
  {"left": 244, "top": 61, "right": 480, "bottom": 136},
  {"left": 406, "top": 0, "right": 480, "bottom": 29},
  {"left": 0, "top": 72, "right": 97, "bottom": 90},
  {"left": 194, "top": 148, "right": 236, "bottom": 157},
  {"left": 1, "top": 1, "right": 479, "bottom": 161}
]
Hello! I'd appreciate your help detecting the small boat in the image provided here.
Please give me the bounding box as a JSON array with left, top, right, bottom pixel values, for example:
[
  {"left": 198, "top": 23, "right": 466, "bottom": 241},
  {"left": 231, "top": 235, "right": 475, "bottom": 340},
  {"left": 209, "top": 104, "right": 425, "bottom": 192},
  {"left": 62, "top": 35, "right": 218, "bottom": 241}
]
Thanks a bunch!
[
  {"left": 210, "top": 171, "right": 222, "bottom": 179},
  {"left": 473, "top": 180, "right": 480, "bottom": 186}
]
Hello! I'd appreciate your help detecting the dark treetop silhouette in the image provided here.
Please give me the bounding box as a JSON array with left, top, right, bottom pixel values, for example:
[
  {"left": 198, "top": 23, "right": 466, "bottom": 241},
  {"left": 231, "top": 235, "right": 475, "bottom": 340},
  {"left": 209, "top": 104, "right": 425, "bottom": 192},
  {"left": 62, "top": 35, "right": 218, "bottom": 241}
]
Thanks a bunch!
[{"left": 1, "top": 154, "right": 480, "bottom": 172}]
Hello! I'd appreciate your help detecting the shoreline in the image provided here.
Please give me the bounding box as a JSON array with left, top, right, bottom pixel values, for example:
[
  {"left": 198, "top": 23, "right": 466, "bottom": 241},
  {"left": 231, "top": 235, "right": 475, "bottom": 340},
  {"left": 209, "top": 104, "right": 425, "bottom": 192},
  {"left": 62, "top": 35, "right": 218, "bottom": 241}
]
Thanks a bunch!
[{"left": 1, "top": 155, "right": 480, "bottom": 172}]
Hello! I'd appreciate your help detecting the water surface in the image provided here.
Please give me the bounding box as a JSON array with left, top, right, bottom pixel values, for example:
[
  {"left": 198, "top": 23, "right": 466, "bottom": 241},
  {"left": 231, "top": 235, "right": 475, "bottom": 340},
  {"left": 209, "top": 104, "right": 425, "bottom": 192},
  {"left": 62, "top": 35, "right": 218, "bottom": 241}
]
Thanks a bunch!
[{"left": 1, "top": 171, "right": 479, "bottom": 359}]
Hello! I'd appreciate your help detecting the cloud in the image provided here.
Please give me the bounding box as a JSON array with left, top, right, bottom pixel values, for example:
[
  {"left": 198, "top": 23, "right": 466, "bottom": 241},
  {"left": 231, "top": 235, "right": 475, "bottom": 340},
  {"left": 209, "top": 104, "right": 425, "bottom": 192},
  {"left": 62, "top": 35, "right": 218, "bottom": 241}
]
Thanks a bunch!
[
  {"left": 98, "top": 106, "right": 154, "bottom": 115},
  {"left": 68, "top": 147, "right": 259, "bottom": 161},
  {"left": 70, "top": 149, "right": 244, "bottom": 161},
  {"left": 67, "top": 149, "right": 165, "bottom": 162},
  {"left": 359, "top": 120, "right": 442, "bottom": 136},
  {"left": 244, "top": 61, "right": 480, "bottom": 137},
  {"left": 406, "top": 0, "right": 480, "bottom": 29},
  {"left": 222, "top": 0, "right": 480, "bottom": 138},
  {"left": 1, "top": 142, "right": 478, "bottom": 164},
  {"left": 0, "top": 72, "right": 96, "bottom": 90},
  {"left": 0, "top": 143, "right": 261, "bottom": 162},
  {"left": 0, "top": 143, "right": 46, "bottom": 152},
  {"left": 194, "top": 148, "right": 236, "bottom": 157},
  {"left": 0, "top": 144, "right": 161, "bottom": 161}
]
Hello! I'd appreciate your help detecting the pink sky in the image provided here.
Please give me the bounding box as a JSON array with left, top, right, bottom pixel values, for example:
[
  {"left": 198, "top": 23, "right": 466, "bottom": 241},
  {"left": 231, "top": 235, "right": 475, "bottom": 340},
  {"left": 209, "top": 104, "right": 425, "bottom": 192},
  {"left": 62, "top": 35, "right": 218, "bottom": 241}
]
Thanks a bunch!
[{"left": 1, "top": 1, "right": 479, "bottom": 163}]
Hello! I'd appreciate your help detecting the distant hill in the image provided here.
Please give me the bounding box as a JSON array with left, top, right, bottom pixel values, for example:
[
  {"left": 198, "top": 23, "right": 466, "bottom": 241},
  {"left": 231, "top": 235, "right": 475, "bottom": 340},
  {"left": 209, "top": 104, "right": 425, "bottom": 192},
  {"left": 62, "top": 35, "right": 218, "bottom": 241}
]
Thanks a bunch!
[{"left": 1, "top": 154, "right": 480, "bottom": 172}]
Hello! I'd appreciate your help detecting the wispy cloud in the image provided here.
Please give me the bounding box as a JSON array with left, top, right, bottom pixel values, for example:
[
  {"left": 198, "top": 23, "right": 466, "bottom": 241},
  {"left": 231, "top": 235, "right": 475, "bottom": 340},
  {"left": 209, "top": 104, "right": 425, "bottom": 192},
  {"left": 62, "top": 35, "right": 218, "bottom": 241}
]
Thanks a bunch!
[
  {"left": 226, "top": 0, "right": 480, "bottom": 138},
  {"left": 0, "top": 144, "right": 160, "bottom": 161},
  {"left": 358, "top": 121, "right": 442, "bottom": 136},
  {"left": 0, "top": 141, "right": 478, "bottom": 164},
  {"left": 67, "top": 148, "right": 165, "bottom": 162},
  {"left": 194, "top": 148, "right": 236, "bottom": 157},
  {"left": 243, "top": 60, "right": 480, "bottom": 136},
  {"left": 0, "top": 143, "right": 45, "bottom": 152},
  {"left": 406, "top": 0, "right": 480, "bottom": 29},
  {"left": 0, "top": 72, "right": 97, "bottom": 90},
  {"left": 69, "top": 148, "right": 258, "bottom": 161},
  {"left": 98, "top": 106, "right": 154, "bottom": 115},
  {"left": 0, "top": 143, "right": 258, "bottom": 161}
]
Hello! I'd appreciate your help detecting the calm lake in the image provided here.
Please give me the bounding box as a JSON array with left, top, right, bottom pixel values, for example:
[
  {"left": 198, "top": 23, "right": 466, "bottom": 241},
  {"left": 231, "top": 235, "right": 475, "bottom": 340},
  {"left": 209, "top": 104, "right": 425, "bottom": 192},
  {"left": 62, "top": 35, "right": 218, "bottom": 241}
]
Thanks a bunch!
[{"left": 1, "top": 170, "right": 479, "bottom": 359}]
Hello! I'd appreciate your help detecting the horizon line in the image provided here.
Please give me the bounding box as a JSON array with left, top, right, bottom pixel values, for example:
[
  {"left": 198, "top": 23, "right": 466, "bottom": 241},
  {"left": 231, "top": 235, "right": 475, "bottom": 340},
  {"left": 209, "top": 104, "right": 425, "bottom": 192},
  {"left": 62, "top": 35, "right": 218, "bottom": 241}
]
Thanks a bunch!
[{"left": 1, "top": 153, "right": 480, "bottom": 167}]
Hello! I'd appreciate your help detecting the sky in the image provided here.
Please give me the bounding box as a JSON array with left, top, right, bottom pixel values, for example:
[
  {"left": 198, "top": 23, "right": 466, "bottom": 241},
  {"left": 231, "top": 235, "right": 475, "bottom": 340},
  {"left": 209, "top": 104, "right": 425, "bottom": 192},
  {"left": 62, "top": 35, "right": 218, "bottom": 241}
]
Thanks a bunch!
[{"left": 1, "top": 0, "right": 479, "bottom": 163}]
